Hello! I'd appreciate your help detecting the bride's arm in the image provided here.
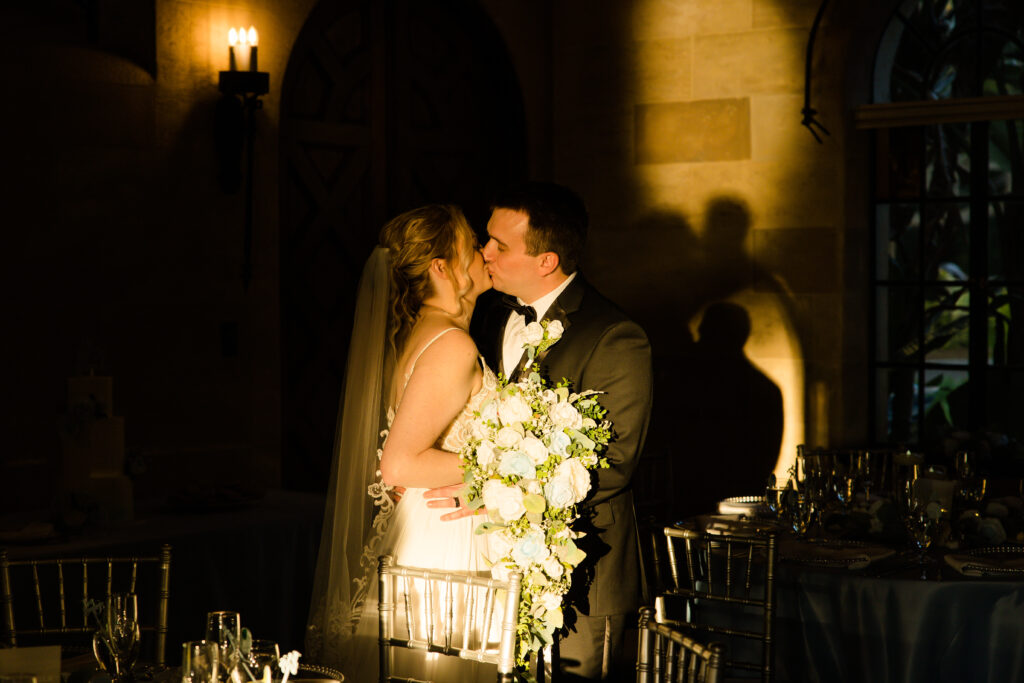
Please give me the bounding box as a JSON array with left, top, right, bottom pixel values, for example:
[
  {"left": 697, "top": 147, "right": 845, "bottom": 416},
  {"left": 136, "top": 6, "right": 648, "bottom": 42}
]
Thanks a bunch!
[{"left": 379, "top": 331, "right": 478, "bottom": 489}]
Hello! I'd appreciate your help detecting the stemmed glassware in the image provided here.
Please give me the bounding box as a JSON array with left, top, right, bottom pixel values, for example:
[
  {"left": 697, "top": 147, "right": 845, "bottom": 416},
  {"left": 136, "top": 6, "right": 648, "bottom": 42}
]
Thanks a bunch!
[
  {"left": 828, "top": 450, "right": 856, "bottom": 511},
  {"left": 247, "top": 640, "right": 281, "bottom": 683},
  {"left": 903, "top": 499, "right": 947, "bottom": 579},
  {"left": 954, "top": 450, "right": 987, "bottom": 508},
  {"left": 183, "top": 640, "right": 220, "bottom": 683},
  {"left": 205, "top": 611, "right": 242, "bottom": 683},
  {"left": 92, "top": 593, "right": 140, "bottom": 682}
]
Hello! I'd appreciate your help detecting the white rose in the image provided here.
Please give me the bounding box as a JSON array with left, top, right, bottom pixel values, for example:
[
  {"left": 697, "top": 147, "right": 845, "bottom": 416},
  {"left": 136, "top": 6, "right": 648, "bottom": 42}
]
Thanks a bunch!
[
  {"left": 524, "top": 478, "right": 543, "bottom": 495},
  {"left": 522, "top": 321, "right": 545, "bottom": 345},
  {"left": 545, "top": 320, "right": 564, "bottom": 339},
  {"left": 581, "top": 417, "right": 596, "bottom": 429},
  {"left": 550, "top": 402, "right": 583, "bottom": 430},
  {"left": 542, "top": 555, "right": 563, "bottom": 579},
  {"left": 476, "top": 440, "right": 497, "bottom": 467},
  {"left": 541, "top": 389, "right": 558, "bottom": 405},
  {"left": 547, "top": 430, "right": 571, "bottom": 456},
  {"left": 482, "top": 480, "right": 526, "bottom": 521},
  {"left": 511, "top": 529, "right": 549, "bottom": 568},
  {"left": 471, "top": 418, "right": 490, "bottom": 440},
  {"left": 479, "top": 400, "right": 499, "bottom": 424},
  {"left": 495, "top": 426, "right": 523, "bottom": 450},
  {"left": 497, "top": 394, "right": 533, "bottom": 424},
  {"left": 489, "top": 529, "right": 515, "bottom": 559},
  {"left": 544, "top": 458, "right": 592, "bottom": 507},
  {"left": 520, "top": 435, "right": 549, "bottom": 465},
  {"left": 539, "top": 590, "right": 563, "bottom": 612}
]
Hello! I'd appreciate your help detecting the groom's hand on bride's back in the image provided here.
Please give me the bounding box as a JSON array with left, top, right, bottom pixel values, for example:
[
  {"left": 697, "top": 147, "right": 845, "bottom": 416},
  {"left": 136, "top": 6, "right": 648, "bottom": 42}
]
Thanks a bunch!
[{"left": 423, "top": 483, "right": 484, "bottom": 521}]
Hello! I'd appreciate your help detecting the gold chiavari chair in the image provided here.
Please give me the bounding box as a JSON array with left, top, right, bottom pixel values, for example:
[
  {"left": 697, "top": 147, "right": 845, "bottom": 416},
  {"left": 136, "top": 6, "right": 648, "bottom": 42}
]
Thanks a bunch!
[
  {"left": 0, "top": 544, "right": 171, "bottom": 666},
  {"left": 636, "top": 606, "right": 724, "bottom": 683},
  {"left": 662, "top": 527, "right": 777, "bottom": 682},
  {"left": 377, "top": 554, "right": 522, "bottom": 683}
]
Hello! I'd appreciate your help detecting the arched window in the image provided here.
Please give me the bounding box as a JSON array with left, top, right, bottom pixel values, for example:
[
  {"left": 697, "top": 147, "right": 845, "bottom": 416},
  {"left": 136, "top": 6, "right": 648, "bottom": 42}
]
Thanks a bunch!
[{"left": 862, "top": 0, "right": 1024, "bottom": 448}]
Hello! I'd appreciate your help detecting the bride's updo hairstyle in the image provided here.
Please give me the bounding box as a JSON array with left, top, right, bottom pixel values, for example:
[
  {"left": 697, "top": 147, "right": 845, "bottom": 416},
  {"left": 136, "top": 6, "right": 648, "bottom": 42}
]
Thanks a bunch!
[{"left": 379, "top": 204, "right": 476, "bottom": 353}]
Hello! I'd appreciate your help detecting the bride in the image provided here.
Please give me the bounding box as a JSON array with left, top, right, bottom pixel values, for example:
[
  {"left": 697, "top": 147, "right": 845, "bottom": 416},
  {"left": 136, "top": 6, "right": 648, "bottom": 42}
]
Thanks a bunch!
[{"left": 305, "top": 204, "right": 498, "bottom": 681}]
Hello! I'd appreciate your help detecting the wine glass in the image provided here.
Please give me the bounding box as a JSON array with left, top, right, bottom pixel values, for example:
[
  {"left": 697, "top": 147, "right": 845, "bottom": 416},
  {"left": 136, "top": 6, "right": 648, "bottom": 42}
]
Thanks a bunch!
[
  {"left": 247, "top": 640, "right": 281, "bottom": 683},
  {"left": 904, "top": 500, "right": 946, "bottom": 579},
  {"left": 205, "top": 611, "right": 242, "bottom": 682},
  {"left": 954, "top": 450, "right": 986, "bottom": 508},
  {"left": 93, "top": 593, "right": 140, "bottom": 682},
  {"left": 183, "top": 640, "right": 220, "bottom": 683}
]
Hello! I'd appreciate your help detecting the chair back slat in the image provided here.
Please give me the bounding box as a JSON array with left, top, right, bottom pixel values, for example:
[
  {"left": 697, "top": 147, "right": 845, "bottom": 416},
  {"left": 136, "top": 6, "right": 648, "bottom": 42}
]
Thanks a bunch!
[
  {"left": 660, "top": 527, "right": 777, "bottom": 682},
  {"left": 377, "top": 555, "right": 523, "bottom": 682},
  {"left": 31, "top": 564, "right": 44, "bottom": 630},
  {"left": 56, "top": 562, "right": 67, "bottom": 630},
  {"left": 0, "top": 545, "right": 172, "bottom": 666},
  {"left": 636, "top": 606, "right": 724, "bottom": 683}
]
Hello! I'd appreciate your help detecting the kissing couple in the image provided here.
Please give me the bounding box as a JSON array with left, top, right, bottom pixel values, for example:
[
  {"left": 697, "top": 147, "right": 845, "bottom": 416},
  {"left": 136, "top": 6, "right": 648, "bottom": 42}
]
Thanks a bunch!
[{"left": 306, "top": 181, "right": 653, "bottom": 682}]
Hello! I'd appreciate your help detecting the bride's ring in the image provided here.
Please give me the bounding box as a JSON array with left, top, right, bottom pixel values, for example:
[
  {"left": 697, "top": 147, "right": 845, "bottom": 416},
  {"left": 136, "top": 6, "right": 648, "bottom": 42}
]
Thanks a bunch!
[{"left": 453, "top": 497, "right": 461, "bottom": 509}]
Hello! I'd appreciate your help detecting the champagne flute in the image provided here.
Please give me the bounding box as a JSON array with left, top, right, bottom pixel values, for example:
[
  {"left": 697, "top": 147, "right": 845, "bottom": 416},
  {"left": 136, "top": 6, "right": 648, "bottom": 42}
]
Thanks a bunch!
[
  {"left": 183, "top": 640, "right": 220, "bottom": 683},
  {"left": 247, "top": 641, "right": 281, "bottom": 683},
  {"left": 93, "top": 593, "right": 140, "bottom": 682},
  {"left": 205, "top": 611, "right": 242, "bottom": 683}
]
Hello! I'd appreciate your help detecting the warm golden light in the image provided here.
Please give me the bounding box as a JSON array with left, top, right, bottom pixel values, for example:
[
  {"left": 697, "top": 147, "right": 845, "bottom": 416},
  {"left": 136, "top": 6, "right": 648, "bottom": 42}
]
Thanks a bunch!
[{"left": 226, "top": 25, "right": 258, "bottom": 72}]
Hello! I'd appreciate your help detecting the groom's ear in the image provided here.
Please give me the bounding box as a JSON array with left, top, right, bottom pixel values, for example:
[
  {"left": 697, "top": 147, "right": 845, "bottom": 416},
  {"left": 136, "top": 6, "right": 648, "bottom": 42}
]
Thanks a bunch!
[{"left": 537, "top": 252, "right": 561, "bottom": 277}]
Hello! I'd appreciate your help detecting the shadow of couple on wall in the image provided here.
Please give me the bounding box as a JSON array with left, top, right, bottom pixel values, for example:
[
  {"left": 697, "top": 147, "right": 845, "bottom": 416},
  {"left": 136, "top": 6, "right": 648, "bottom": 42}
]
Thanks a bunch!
[{"left": 630, "top": 196, "right": 791, "bottom": 521}]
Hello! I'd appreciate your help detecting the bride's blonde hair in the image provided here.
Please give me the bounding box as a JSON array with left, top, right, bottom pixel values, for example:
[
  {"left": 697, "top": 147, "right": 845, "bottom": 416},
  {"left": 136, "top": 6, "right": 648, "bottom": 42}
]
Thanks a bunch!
[{"left": 379, "top": 204, "right": 477, "bottom": 354}]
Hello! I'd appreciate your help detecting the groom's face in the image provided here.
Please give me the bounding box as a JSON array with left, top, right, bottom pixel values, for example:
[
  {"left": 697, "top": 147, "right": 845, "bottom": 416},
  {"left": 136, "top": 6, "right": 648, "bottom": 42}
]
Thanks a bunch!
[{"left": 482, "top": 208, "right": 541, "bottom": 300}]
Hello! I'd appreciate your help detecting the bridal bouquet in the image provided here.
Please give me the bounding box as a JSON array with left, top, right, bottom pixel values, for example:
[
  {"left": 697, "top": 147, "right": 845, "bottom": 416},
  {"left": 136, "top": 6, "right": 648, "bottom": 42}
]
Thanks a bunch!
[{"left": 459, "top": 323, "right": 612, "bottom": 666}]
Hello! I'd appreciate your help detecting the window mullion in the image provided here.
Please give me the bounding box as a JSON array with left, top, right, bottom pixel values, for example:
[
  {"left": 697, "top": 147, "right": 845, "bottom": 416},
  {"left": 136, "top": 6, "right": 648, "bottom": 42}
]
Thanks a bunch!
[{"left": 968, "top": 121, "right": 990, "bottom": 432}]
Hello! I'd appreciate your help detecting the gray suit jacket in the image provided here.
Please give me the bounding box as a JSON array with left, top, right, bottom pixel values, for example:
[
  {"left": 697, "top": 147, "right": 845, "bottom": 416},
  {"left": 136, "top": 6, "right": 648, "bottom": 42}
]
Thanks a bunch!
[{"left": 471, "top": 277, "right": 653, "bottom": 616}]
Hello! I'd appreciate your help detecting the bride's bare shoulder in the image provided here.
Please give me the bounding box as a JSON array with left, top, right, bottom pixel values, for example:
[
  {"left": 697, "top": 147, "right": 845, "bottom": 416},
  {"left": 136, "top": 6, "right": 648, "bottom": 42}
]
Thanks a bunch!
[{"left": 402, "top": 322, "right": 477, "bottom": 372}]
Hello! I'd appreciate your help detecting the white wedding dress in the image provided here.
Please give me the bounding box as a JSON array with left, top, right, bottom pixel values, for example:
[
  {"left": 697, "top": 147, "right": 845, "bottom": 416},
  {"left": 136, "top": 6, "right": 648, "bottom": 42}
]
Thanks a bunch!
[{"left": 336, "top": 329, "right": 502, "bottom": 682}]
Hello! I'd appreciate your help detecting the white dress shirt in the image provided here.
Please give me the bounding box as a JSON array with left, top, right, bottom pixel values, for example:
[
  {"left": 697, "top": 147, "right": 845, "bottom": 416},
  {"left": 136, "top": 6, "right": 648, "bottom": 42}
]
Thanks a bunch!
[{"left": 501, "top": 272, "right": 577, "bottom": 377}]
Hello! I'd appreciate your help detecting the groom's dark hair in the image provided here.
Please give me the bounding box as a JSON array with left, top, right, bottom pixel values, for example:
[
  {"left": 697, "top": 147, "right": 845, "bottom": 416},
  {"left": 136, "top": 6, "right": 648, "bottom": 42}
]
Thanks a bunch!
[{"left": 491, "top": 181, "right": 588, "bottom": 275}]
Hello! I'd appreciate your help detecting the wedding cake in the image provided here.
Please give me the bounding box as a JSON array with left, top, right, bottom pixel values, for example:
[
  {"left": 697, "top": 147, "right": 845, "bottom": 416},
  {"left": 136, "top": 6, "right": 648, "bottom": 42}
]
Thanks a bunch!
[{"left": 60, "top": 374, "right": 134, "bottom": 522}]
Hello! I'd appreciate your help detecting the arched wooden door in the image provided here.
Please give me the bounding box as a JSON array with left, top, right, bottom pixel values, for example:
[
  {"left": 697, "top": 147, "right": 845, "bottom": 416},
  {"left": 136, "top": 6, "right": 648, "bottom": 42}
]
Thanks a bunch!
[{"left": 279, "top": 0, "right": 527, "bottom": 489}]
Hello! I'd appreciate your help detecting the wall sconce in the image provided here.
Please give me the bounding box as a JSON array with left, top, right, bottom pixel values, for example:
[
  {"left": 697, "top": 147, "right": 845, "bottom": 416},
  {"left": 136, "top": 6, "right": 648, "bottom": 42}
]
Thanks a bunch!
[{"left": 216, "top": 25, "right": 269, "bottom": 291}]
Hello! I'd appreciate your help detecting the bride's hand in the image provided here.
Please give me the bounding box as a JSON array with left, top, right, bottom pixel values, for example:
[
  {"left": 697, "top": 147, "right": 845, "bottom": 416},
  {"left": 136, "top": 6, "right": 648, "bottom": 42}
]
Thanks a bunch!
[{"left": 424, "top": 483, "right": 484, "bottom": 521}]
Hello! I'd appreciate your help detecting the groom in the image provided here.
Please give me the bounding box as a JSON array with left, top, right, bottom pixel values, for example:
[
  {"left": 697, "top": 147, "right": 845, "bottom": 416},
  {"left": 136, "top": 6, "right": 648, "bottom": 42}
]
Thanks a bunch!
[{"left": 432, "top": 181, "right": 653, "bottom": 680}]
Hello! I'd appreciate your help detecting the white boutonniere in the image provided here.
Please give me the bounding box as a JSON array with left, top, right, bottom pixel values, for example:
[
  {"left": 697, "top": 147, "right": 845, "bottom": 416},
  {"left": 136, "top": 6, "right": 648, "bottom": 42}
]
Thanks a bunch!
[{"left": 522, "top": 319, "right": 564, "bottom": 370}]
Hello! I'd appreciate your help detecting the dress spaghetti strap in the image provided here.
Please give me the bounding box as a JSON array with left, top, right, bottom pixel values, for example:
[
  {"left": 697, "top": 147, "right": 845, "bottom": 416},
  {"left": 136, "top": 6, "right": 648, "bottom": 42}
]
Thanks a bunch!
[{"left": 399, "top": 327, "right": 464, "bottom": 396}]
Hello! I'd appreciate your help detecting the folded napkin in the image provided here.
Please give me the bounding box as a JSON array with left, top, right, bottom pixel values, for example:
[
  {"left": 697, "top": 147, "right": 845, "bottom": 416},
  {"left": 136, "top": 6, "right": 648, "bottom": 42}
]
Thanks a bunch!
[
  {"left": 944, "top": 552, "right": 1024, "bottom": 577},
  {"left": 780, "top": 538, "right": 896, "bottom": 570},
  {"left": 0, "top": 645, "right": 61, "bottom": 683}
]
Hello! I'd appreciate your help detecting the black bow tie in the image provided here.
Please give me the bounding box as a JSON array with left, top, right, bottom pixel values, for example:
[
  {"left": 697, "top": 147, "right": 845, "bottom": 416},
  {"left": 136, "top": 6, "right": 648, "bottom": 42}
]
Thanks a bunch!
[{"left": 501, "top": 295, "right": 537, "bottom": 325}]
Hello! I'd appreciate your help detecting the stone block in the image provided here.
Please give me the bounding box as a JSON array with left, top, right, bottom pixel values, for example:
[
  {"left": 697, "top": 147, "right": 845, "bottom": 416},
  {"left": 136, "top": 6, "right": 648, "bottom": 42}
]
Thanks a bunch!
[
  {"left": 633, "top": 38, "right": 692, "bottom": 103},
  {"left": 750, "top": 94, "right": 829, "bottom": 162},
  {"left": 693, "top": 28, "right": 806, "bottom": 98},
  {"left": 631, "top": 0, "right": 753, "bottom": 40},
  {"left": 635, "top": 98, "right": 751, "bottom": 164}
]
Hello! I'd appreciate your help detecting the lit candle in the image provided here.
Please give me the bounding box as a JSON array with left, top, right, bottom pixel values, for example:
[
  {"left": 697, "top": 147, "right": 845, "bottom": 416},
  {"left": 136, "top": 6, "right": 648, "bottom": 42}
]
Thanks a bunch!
[
  {"left": 247, "top": 26, "right": 259, "bottom": 72},
  {"left": 262, "top": 665, "right": 271, "bottom": 683},
  {"left": 229, "top": 26, "right": 253, "bottom": 71},
  {"left": 228, "top": 27, "right": 239, "bottom": 70}
]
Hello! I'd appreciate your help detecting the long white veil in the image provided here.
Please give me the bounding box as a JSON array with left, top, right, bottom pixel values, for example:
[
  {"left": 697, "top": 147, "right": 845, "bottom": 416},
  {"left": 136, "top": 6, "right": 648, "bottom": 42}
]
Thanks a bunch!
[{"left": 305, "top": 246, "right": 396, "bottom": 667}]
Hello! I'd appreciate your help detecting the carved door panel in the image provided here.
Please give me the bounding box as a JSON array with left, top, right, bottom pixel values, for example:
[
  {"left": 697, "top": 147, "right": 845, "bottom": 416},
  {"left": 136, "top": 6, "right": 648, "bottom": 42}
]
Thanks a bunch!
[{"left": 279, "top": 0, "right": 526, "bottom": 488}]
